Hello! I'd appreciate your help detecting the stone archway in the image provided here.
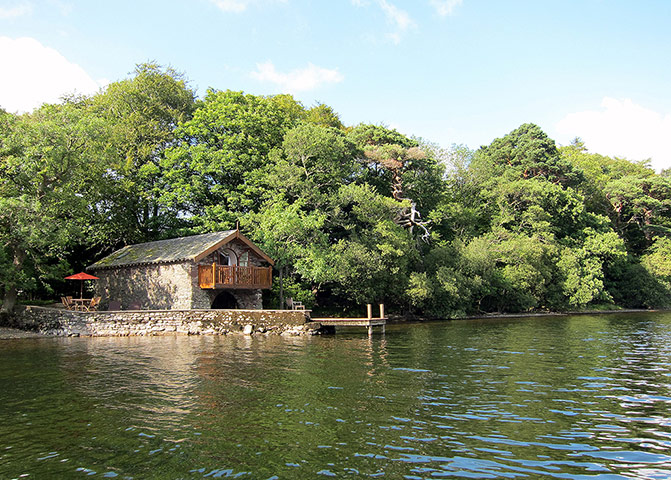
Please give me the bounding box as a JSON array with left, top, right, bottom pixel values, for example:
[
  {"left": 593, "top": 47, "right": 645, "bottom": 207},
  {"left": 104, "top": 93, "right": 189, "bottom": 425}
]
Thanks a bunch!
[{"left": 211, "top": 290, "right": 239, "bottom": 309}]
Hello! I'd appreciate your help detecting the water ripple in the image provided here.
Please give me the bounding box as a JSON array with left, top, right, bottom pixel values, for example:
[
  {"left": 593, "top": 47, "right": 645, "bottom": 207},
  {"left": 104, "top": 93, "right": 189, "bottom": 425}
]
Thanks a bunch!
[{"left": 2, "top": 314, "right": 671, "bottom": 478}]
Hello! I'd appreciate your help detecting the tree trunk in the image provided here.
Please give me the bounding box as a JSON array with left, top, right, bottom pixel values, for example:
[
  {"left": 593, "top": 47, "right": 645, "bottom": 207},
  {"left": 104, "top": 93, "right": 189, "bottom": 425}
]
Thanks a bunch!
[
  {"left": 1, "top": 286, "right": 17, "bottom": 314},
  {"left": 1, "top": 247, "right": 25, "bottom": 313},
  {"left": 278, "top": 266, "right": 285, "bottom": 310}
]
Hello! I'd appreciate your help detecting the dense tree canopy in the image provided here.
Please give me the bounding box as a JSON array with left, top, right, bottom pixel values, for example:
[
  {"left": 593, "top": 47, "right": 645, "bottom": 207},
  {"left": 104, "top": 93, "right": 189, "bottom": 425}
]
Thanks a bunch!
[
  {"left": 1, "top": 64, "right": 669, "bottom": 316},
  {"left": 91, "top": 63, "right": 196, "bottom": 245},
  {"left": 0, "top": 99, "right": 111, "bottom": 311}
]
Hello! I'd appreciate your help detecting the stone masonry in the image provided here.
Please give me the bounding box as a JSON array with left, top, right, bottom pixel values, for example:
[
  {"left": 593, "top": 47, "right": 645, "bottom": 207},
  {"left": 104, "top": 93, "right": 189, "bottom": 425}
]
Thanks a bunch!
[
  {"left": 8, "top": 306, "right": 319, "bottom": 337},
  {"left": 95, "top": 262, "right": 193, "bottom": 310},
  {"left": 92, "top": 235, "right": 269, "bottom": 311},
  {"left": 192, "top": 237, "right": 266, "bottom": 310}
]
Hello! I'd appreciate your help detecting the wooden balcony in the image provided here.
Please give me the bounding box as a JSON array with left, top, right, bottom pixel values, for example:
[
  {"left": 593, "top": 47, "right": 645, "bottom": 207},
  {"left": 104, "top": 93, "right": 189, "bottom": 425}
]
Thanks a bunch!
[{"left": 198, "top": 264, "right": 273, "bottom": 290}]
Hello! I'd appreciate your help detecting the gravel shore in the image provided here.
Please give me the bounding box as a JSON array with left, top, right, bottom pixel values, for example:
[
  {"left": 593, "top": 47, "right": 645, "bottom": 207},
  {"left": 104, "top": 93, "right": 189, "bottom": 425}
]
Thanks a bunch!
[{"left": 0, "top": 327, "right": 46, "bottom": 339}]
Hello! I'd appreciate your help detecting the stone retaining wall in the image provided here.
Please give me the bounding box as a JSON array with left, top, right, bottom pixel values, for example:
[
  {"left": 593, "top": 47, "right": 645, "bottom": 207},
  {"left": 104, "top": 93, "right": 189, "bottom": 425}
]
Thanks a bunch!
[{"left": 6, "top": 306, "right": 319, "bottom": 337}]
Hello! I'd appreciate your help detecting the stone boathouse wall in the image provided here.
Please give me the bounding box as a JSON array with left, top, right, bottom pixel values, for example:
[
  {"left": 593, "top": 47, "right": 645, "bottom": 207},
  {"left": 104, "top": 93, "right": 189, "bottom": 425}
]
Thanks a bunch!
[
  {"left": 7, "top": 306, "right": 317, "bottom": 337},
  {"left": 92, "top": 238, "right": 268, "bottom": 311}
]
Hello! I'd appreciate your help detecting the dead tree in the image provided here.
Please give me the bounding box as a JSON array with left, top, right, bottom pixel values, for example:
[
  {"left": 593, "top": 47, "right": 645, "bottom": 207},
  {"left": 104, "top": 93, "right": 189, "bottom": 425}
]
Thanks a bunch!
[{"left": 364, "top": 145, "right": 431, "bottom": 242}]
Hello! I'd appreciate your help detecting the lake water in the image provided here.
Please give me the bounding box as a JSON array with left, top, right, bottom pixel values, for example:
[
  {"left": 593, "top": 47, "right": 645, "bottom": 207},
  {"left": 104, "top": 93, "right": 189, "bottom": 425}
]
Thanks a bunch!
[{"left": 2, "top": 312, "right": 671, "bottom": 479}]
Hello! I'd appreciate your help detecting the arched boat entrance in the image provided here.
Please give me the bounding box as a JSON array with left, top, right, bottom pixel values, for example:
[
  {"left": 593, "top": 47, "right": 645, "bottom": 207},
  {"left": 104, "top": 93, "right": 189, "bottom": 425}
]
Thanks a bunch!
[{"left": 211, "top": 291, "right": 238, "bottom": 309}]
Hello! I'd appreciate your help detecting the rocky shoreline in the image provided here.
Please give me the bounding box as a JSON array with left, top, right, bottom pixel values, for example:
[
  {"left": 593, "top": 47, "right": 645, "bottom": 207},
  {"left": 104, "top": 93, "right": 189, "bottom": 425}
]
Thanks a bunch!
[
  {"left": 3, "top": 305, "right": 322, "bottom": 338},
  {"left": 1, "top": 306, "right": 660, "bottom": 340},
  {"left": 0, "top": 327, "right": 47, "bottom": 339}
]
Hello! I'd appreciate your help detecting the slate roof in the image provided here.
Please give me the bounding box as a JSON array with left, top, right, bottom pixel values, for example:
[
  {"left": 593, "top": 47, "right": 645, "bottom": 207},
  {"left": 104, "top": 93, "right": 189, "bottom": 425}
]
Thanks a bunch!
[{"left": 88, "top": 230, "right": 237, "bottom": 270}]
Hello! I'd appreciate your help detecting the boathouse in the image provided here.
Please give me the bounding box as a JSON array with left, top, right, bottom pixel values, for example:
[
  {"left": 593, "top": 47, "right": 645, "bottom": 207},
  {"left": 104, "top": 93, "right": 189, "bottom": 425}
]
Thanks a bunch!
[{"left": 87, "top": 230, "right": 274, "bottom": 310}]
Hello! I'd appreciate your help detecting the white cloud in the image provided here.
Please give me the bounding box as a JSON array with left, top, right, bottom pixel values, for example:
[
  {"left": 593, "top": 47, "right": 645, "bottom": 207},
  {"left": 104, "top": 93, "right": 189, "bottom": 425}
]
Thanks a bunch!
[
  {"left": 556, "top": 97, "right": 671, "bottom": 171},
  {"left": 377, "top": 0, "right": 415, "bottom": 44},
  {"left": 0, "top": 1, "right": 32, "bottom": 18},
  {"left": 378, "top": 0, "right": 414, "bottom": 30},
  {"left": 210, "top": 0, "right": 249, "bottom": 12},
  {"left": 209, "top": 0, "right": 286, "bottom": 13},
  {"left": 429, "top": 0, "right": 463, "bottom": 16},
  {"left": 0, "top": 36, "right": 104, "bottom": 113},
  {"left": 351, "top": 0, "right": 415, "bottom": 44},
  {"left": 47, "top": 0, "right": 74, "bottom": 16},
  {"left": 251, "top": 61, "right": 344, "bottom": 93}
]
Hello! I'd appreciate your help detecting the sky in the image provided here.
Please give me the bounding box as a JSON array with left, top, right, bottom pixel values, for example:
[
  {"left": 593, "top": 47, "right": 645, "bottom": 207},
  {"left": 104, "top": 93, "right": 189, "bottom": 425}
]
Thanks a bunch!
[{"left": 1, "top": 0, "right": 670, "bottom": 170}]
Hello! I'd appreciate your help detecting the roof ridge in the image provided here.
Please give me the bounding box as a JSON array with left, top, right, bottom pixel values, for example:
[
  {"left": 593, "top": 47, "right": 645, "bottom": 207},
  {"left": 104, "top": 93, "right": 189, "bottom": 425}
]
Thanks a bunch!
[
  {"left": 121, "top": 230, "right": 236, "bottom": 248},
  {"left": 88, "top": 230, "right": 240, "bottom": 270}
]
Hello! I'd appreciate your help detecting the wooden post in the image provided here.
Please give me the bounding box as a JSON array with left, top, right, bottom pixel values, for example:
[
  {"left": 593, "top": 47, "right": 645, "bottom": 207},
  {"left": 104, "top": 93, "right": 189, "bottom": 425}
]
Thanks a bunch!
[
  {"left": 368, "top": 325, "right": 373, "bottom": 336},
  {"left": 379, "top": 303, "right": 385, "bottom": 319},
  {"left": 212, "top": 262, "right": 216, "bottom": 288},
  {"left": 367, "top": 304, "right": 372, "bottom": 319}
]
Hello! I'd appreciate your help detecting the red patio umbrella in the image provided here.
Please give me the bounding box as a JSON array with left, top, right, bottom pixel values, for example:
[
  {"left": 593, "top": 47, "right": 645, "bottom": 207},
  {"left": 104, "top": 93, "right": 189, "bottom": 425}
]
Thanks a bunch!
[{"left": 65, "top": 272, "right": 99, "bottom": 299}]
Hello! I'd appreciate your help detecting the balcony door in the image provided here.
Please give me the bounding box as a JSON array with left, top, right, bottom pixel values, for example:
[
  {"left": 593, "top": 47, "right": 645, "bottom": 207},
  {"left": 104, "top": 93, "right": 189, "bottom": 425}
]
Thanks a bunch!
[{"left": 218, "top": 249, "right": 237, "bottom": 266}]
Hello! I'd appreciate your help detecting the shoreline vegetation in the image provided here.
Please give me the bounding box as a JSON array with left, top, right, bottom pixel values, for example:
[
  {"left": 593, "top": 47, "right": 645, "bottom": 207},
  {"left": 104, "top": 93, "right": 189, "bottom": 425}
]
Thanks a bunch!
[
  {"left": 1, "top": 63, "right": 670, "bottom": 318},
  {"left": 390, "top": 307, "right": 660, "bottom": 324}
]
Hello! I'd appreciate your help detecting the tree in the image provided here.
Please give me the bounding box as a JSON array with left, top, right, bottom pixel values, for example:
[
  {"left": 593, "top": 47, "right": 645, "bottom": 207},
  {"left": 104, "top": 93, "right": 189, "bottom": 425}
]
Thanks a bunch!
[
  {"left": 163, "top": 89, "right": 299, "bottom": 230},
  {"left": 325, "top": 183, "right": 418, "bottom": 305},
  {"left": 426, "top": 144, "right": 486, "bottom": 241},
  {"left": 604, "top": 175, "right": 671, "bottom": 254},
  {"left": 405, "top": 243, "right": 475, "bottom": 318},
  {"left": 458, "top": 230, "right": 556, "bottom": 312},
  {"left": 557, "top": 229, "right": 626, "bottom": 308},
  {"left": 91, "top": 62, "right": 196, "bottom": 245},
  {"left": 264, "top": 123, "right": 357, "bottom": 208},
  {"left": 347, "top": 124, "right": 444, "bottom": 242},
  {"left": 560, "top": 142, "right": 653, "bottom": 216},
  {"left": 245, "top": 199, "right": 329, "bottom": 309},
  {"left": 0, "top": 101, "right": 110, "bottom": 311},
  {"left": 472, "top": 123, "right": 583, "bottom": 188},
  {"left": 641, "top": 237, "right": 671, "bottom": 290},
  {"left": 304, "top": 102, "right": 344, "bottom": 129}
]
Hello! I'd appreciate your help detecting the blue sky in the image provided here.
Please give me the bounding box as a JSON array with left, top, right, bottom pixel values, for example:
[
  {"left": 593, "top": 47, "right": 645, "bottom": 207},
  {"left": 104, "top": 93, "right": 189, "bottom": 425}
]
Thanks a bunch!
[{"left": 1, "top": 0, "right": 670, "bottom": 169}]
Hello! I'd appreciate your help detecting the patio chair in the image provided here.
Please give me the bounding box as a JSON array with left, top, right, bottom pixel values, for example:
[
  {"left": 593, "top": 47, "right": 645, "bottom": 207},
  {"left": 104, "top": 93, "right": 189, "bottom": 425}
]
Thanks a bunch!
[
  {"left": 286, "top": 297, "right": 305, "bottom": 311},
  {"left": 61, "top": 296, "right": 73, "bottom": 310},
  {"left": 86, "top": 296, "right": 102, "bottom": 312},
  {"left": 65, "top": 296, "right": 78, "bottom": 310}
]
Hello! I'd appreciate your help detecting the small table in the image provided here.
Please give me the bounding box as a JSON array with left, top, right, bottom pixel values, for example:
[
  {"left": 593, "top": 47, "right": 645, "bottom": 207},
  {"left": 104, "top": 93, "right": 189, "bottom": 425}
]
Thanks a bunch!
[{"left": 70, "top": 298, "right": 92, "bottom": 311}]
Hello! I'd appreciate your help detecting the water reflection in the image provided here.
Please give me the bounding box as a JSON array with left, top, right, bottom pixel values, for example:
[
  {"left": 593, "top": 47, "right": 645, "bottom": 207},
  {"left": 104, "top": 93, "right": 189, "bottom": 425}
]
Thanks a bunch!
[{"left": 1, "top": 313, "right": 671, "bottom": 478}]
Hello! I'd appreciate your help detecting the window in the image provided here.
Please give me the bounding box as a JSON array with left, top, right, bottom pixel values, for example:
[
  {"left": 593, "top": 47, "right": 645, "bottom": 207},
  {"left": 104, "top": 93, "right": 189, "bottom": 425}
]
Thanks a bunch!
[
  {"left": 239, "top": 251, "right": 249, "bottom": 267},
  {"left": 219, "top": 248, "right": 237, "bottom": 266}
]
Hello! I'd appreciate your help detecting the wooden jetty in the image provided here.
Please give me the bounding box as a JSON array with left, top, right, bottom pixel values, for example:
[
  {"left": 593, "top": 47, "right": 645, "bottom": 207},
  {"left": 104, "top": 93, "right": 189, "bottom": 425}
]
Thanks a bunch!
[{"left": 311, "top": 304, "right": 387, "bottom": 335}]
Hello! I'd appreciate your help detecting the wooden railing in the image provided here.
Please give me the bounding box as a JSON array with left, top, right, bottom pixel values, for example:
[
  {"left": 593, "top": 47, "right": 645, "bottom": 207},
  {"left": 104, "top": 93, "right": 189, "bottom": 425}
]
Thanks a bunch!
[{"left": 198, "top": 264, "right": 272, "bottom": 289}]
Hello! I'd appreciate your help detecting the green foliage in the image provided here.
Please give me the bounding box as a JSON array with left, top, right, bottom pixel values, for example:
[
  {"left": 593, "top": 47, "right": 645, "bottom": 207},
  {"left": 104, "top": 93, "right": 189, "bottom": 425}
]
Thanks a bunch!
[
  {"left": 305, "top": 103, "right": 344, "bottom": 129},
  {"left": 460, "top": 230, "right": 556, "bottom": 312},
  {"left": 472, "top": 123, "right": 584, "bottom": 188},
  {"left": 345, "top": 124, "right": 418, "bottom": 194},
  {"left": 607, "top": 256, "right": 671, "bottom": 309},
  {"left": 327, "top": 188, "right": 416, "bottom": 303},
  {"left": 560, "top": 142, "right": 653, "bottom": 214},
  {"left": 265, "top": 122, "right": 357, "bottom": 208},
  {"left": 0, "top": 100, "right": 110, "bottom": 310},
  {"left": 2, "top": 66, "right": 669, "bottom": 317},
  {"left": 641, "top": 237, "right": 671, "bottom": 291},
  {"left": 406, "top": 244, "right": 473, "bottom": 318},
  {"left": 557, "top": 229, "right": 627, "bottom": 308},
  {"left": 163, "top": 89, "right": 299, "bottom": 229},
  {"left": 91, "top": 62, "right": 196, "bottom": 244},
  {"left": 428, "top": 144, "right": 487, "bottom": 241},
  {"left": 268, "top": 275, "right": 315, "bottom": 309},
  {"left": 485, "top": 178, "right": 587, "bottom": 239},
  {"left": 604, "top": 175, "right": 671, "bottom": 254}
]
